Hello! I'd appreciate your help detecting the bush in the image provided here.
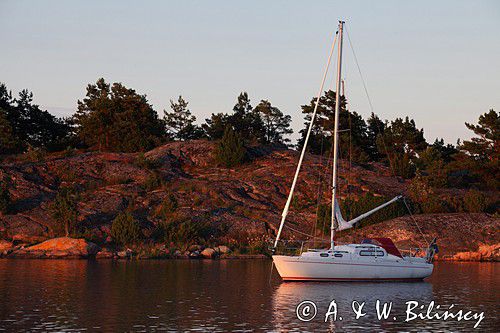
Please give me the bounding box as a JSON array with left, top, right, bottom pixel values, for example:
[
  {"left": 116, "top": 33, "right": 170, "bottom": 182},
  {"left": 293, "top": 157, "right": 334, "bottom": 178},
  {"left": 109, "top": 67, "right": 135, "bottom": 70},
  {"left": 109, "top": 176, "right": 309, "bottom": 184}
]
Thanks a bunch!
[
  {"left": 215, "top": 126, "right": 246, "bottom": 168},
  {"left": 49, "top": 187, "right": 79, "bottom": 236},
  {"left": 157, "top": 217, "right": 223, "bottom": 248},
  {"left": 110, "top": 211, "right": 142, "bottom": 246},
  {"left": 393, "top": 153, "right": 415, "bottom": 179},
  {"left": 408, "top": 171, "right": 433, "bottom": 202},
  {"left": 464, "top": 190, "right": 487, "bottom": 213},
  {"left": 134, "top": 153, "right": 160, "bottom": 169},
  {"left": 419, "top": 197, "right": 448, "bottom": 214},
  {"left": 155, "top": 193, "right": 178, "bottom": 220},
  {"left": 144, "top": 172, "right": 163, "bottom": 191},
  {"left": 0, "top": 178, "right": 11, "bottom": 214},
  {"left": 22, "top": 146, "right": 47, "bottom": 162}
]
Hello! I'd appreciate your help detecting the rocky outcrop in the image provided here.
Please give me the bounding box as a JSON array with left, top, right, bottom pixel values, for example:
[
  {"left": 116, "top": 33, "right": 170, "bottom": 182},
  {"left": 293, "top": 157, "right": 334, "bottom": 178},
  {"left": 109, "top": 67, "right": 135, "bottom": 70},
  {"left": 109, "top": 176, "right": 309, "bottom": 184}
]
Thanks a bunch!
[
  {"left": 0, "top": 240, "right": 14, "bottom": 255},
  {"left": 449, "top": 243, "right": 500, "bottom": 261},
  {"left": 201, "top": 248, "right": 216, "bottom": 258},
  {"left": 9, "top": 237, "right": 100, "bottom": 258},
  {"left": 1, "top": 140, "right": 498, "bottom": 261},
  {"left": 215, "top": 245, "right": 231, "bottom": 254}
]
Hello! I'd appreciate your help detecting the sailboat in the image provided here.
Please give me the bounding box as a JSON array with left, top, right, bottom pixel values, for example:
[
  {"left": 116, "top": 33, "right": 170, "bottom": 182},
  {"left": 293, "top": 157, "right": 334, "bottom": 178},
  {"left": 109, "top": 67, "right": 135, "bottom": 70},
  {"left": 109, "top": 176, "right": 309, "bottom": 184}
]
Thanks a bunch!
[{"left": 272, "top": 21, "right": 437, "bottom": 282}]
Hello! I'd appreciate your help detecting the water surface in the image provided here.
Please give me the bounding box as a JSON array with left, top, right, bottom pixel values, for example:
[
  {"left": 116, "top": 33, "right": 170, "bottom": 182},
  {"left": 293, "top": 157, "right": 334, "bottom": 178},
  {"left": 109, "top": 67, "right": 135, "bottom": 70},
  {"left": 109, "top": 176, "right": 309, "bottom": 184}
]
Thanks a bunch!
[{"left": 0, "top": 260, "right": 498, "bottom": 332}]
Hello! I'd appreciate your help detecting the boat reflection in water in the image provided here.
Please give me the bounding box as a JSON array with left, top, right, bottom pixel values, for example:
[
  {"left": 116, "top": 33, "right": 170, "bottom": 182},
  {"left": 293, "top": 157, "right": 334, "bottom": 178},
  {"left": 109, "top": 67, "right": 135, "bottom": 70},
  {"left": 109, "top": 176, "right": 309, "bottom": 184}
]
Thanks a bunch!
[{"left": 272, "top": 281, "right": 433, "bottom": 332}]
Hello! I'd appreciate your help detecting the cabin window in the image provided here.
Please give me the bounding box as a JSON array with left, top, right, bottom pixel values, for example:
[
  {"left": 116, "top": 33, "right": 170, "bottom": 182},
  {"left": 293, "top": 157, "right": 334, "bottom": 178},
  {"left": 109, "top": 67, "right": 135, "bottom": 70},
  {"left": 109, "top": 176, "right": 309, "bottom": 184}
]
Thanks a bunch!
[
  {"left": 359, "top": 250, "right": 384, "bottom": 256},
  {"left": 334, "top": 253, "right": 343, "bottom": 258},
  {"left": 320, "top": 253, "right": 329, "bottom": 257}
]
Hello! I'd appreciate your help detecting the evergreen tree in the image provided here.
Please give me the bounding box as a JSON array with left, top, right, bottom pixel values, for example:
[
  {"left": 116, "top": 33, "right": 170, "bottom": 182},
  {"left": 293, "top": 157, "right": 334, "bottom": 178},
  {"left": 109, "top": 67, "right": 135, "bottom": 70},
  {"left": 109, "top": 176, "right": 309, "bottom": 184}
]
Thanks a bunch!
[
  {"left": 0, "top": 108, "right": 17, "bottom": 154},
  {"left": 366, "top": 112, "right": 386, "bottom": 160},
  {"left": 431, "top": 138, "right": 457, "bottom": 163},
  {"left": 74, "top": 78, "right": 164, "bottom": 152},
  {"left": 202, "top": 92, "right": 267, "bottom": 144},
  {"left": 111, "top": 211, "right": 142, "bottom": 246},
  {"left": 377, "top": 116, "right": 427, "bottom": 178},
  {"left": 378, "top": 116, "right": 427, "bottom": 157},
  {"left": 230, "top": 92, "right": 265, "bottom": 144},
  {"left": 253, "top": 100, "right": 293, "bottom": 144},
  {"left": 461, "top": 109, "right": 499, "bottom": 162},
  {"left": 49, "top": 187, "right": 79, "bottom": 237},
  {"left": 0, "top": 83, "right": 70, "bottom": 152},
  {"left": 457, "top": 109, "right": 499, "bottom": 189},
  {"left": 297, "top": 90, "right": 369, "bottom": 162},
  {"left": 215, "top": 126, "right": 246, "bottom": 167},
  {"left": 203, "top": 113, "right": 231, "bottom": 140},
  {"left": 164, "top": 96, "right": 204, "bottom": 141}
]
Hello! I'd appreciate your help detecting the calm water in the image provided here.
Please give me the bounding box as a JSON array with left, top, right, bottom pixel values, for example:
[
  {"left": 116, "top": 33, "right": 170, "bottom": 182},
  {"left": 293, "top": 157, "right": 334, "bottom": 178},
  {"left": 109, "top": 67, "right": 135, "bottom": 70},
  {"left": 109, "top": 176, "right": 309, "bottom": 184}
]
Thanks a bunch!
[{"left": 0, "top": 260, "right": 498, "bottom": 332}]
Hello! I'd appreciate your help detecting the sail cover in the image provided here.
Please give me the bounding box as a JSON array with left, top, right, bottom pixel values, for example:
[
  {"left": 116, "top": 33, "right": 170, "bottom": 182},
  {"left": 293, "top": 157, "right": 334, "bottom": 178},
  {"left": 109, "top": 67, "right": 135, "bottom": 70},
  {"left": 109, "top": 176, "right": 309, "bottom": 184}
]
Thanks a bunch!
[
  {"left": 334, "top": 195, "right": 402, "bottom": 231},
  {"left": 334, "top": 199, "right": 356, "bottom": 231}
]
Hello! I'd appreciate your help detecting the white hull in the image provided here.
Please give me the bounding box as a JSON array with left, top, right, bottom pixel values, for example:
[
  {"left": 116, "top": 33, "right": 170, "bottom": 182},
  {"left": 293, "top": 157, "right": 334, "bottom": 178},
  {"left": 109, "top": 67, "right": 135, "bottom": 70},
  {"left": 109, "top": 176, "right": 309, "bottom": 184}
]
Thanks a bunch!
[{"left": 273, "top": 246, "right": 433, "bottom": 282}]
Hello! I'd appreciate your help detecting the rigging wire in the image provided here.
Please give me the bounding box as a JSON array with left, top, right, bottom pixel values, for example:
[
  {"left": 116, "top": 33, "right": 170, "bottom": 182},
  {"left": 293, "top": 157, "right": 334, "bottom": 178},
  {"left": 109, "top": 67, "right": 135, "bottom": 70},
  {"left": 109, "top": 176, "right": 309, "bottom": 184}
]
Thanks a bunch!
[
  {"left": 403, "top": 197, "right": 430, "bottom": 246},
  {"left": 344, "top": 27, "right": 397, "bottom": 178},
  {"left": 284, "top": 223, "right": 330, "bottom": 242},
  {"left": 345, "top": 26, "right": 430, "bottom": 247}
]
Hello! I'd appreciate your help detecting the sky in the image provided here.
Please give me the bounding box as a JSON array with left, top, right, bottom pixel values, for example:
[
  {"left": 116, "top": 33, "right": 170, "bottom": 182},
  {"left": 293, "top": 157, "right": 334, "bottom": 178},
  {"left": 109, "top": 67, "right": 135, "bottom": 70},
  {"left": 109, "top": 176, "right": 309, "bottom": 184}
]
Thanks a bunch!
[{"left": 1, "top": 0, "right": 499, "bottom": 144}]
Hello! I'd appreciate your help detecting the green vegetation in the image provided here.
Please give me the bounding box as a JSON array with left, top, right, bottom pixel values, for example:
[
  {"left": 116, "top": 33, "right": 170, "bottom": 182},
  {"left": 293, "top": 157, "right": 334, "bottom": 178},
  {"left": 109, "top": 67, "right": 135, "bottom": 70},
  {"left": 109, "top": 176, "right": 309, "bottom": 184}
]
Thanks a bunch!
[
  {"left": 74, "top": 78, "right": 164, "bottom": 152},
  {"left": 215, "top": 126, "right": 246, "bottom": 168},
  {"left": 49, "top": 187, "right": 79, "bottom": 236},
  {"left": 0, "top": 178, "right": 11, "bottom": 215},
  {"left": 157, "top": 217, "right": 226, "bottom": 248},
  {"left": 110, "top": 211, "right": 142, "bottom": 245},
  {"left": 0, "top": 78, "right": 497, "bottom": 223},
  {"left": 0, "top": 84, "right": 70, "bottom": 153},
  {"left": 155, "top": 193, "right": 178, "bottom": 220},
  {"left": 463, "top": 190, "right": 487, "bottom": 213},
  {"left": 203, "top": 92, "right": 292, "bottom": 145},
  {"left": 144, "top": 172, "right": 163, "bottom": 191},
  {"left": 164, "top": 96, "right": 204, "bottom": 140},
  {"left": 134, "top": 153, "right": 161, "bottom": 169}
]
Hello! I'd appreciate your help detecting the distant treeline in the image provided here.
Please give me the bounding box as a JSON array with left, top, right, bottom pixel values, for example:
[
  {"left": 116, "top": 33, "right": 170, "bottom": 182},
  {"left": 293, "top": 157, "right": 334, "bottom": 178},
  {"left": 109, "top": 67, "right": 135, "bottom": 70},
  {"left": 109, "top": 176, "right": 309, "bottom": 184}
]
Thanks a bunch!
[{"left": 0, "top": 79, "right": 498, "bottom": 191}]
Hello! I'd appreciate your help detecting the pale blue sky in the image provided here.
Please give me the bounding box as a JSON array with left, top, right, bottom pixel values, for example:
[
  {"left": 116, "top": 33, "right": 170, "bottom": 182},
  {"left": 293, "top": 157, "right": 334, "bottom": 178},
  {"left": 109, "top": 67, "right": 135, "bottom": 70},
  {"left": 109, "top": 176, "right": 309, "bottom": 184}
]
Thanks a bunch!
[{"left": 1, "top": 0, "right": 499, "bottom": 144}]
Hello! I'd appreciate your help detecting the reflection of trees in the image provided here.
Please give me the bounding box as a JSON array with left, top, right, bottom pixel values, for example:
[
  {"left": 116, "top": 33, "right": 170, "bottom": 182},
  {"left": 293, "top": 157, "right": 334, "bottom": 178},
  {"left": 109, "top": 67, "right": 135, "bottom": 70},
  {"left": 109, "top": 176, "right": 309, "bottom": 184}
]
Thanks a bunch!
[{"left": 1, "top": 260, "right": 496, "bottom": 331}]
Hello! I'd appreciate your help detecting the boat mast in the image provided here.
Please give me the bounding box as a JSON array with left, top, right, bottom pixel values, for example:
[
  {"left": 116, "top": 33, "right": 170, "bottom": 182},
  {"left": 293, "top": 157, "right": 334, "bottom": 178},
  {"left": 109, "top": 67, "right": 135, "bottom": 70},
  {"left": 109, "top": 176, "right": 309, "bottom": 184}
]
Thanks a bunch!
[
  {"left": 330, "top": 21, "right": 344, "bottom": 250},
  {"left": 272, "top": 27, "right": 338, "bottom": 249}
]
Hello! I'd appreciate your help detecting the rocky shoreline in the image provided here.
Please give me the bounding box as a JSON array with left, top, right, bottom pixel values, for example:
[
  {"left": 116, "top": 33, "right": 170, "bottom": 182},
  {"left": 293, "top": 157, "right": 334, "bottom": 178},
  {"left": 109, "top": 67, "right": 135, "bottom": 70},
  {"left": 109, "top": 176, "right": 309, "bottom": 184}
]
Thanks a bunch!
[
  {"left": 0, "top": 237, "right": 268, "bottom": 260},
  {"left": 1, "top": 237, "right": 498, "bottom": 262}
]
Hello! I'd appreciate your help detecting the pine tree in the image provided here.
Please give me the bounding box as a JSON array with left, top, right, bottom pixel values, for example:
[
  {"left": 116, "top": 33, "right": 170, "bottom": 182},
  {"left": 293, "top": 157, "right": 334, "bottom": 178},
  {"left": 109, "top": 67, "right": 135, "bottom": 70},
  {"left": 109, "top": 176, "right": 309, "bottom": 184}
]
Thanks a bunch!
[
  {"left": 164, "top": 96, "right": 204, "bottom": 141},
  {"left": 457, "top": 109, "right": 499, "bottom": 189},
  {"left": 253, "top": 100, "right": 293, "bottom": 145},
  {"left": 230, "top": 92, "right": 265, "bottom": 144},
  {"left": 49, "top": 187, "right": 79, "bottom": 237},
  {"left": 215, "top": 126, "right": 246, "bottom": 168},
  {"left": 202, "top": 92, "right": 266, "bottom": 144},
  {"left": 461, "top": 109, "right": 498, "bottom": 162},
  {"left": 111, "top": 211, "right": 142, "bottom": 246},
  {"left": 0, "top": 108, "right": 17, "bottom": 153},
  {"left": 366, "top": 112, "right": 386, "bottom": 160},
  {"left": 203, "top": 113, "right": 230, "bottom": 140},
  {"left": 297, "top": 90, "right": 369, "bottom": 162},
  {"left": 0, "top": 83, "right": 70, "bottom": 152},
  {"left": 74, "top": 78, "right": 164, "bottom": 152}
]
